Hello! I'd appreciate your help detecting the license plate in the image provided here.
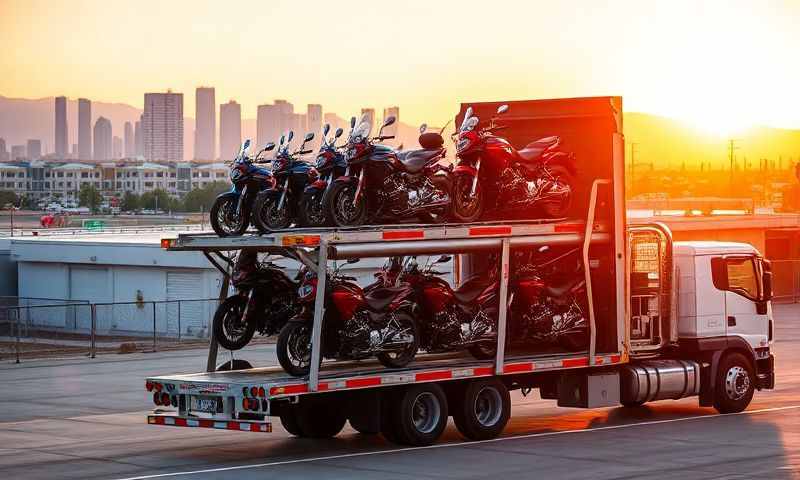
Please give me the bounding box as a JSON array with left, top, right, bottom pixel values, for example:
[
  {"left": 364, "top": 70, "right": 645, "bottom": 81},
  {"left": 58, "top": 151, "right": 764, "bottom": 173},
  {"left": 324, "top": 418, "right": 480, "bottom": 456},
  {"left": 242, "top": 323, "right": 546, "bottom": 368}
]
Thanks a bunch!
[{"left": 190, "top": 396, "right": 220, "bottom": 413}]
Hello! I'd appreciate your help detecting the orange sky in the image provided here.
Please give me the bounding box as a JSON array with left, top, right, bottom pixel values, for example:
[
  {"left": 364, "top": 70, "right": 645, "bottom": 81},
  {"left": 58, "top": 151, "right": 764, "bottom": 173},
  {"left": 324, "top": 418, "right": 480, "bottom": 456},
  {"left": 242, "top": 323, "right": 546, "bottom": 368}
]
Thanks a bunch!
[{"left": 1, "top": 0, "right": 799, "bottom": 133}]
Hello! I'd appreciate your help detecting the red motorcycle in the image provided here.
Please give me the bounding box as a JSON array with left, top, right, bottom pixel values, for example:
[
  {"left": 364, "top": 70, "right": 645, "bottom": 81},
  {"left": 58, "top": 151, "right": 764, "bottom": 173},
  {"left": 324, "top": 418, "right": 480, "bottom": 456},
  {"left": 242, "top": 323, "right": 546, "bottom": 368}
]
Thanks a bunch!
[
  {"left": 404, "top": 256, "right": 501, "bottom": 360},
  {"left": 451, "top": 104, "right": 575, "bottom": 222},
  {"left": 276, "top": 258, "right": 420, "bottom": 376}
]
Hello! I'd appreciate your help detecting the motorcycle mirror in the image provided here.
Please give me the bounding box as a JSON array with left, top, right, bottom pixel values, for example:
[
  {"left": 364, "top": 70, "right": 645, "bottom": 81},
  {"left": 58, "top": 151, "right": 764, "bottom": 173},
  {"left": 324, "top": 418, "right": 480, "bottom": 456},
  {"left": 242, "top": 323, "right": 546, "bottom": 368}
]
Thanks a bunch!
[
  {"left": 497, "top": 104, "right": 509, "bottom": 115},
  {"left": 287, "top": 131, "right": 294, "bottom": 142},
  {"left": 242, "top": 139, "right": 251, "bottom": 150},
  {"left": 279, "top": 135, "right": 285, "bottom": 145},
  {"left": 323, "top": 123, "right": 330, "bottom": 136},
  {"left": 346, "top": 258, "right": 360, "bottom": 264},
  {"left": 419, "top": 123, "right": 427, "bottom": 134},
  {"left": 350, "top": 116, "right": 356, "bottom": 128},
  {"left": 335, "top": 127, "right": 344, "bottom": 138},
  {"left": 436, "top": 255, "right": 451, "bottom": 264},
  {"left": 264, "top": 142, "right": 275, "bottom": 151},
  {"left": 304, "top": 132, "right": 314, "bottom": 143},
  {"left": 383, "top": 116, "right": 396, "bottom": 128}
]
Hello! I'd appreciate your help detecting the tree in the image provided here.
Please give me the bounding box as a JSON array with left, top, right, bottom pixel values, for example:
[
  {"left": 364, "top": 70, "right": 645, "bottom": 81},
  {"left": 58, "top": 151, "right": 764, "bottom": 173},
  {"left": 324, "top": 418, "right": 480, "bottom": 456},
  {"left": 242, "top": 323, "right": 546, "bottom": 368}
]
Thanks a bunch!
[
  {"left": 0, "top": 190, "right": 17, "bottom": 208},
  {"left": 140, "top": 189, "right": 174, "bottom": 211},
  {"left": 78, "top": 184, "right": 102, "bottom": 212},
  {"left": 181, "top": 181, "right": 230, "bottom": 212},
  {"left": 120, "top": 191, "right": 140, "bottom": 212}
]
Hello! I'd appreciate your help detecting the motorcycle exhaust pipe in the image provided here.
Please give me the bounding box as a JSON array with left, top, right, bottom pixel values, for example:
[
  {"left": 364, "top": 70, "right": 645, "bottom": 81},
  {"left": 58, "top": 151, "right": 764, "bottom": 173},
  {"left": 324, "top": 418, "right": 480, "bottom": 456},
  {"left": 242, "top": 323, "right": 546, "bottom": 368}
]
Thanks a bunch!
[{"left": 470, "top": 158, "right": 481, "bottom": 196}]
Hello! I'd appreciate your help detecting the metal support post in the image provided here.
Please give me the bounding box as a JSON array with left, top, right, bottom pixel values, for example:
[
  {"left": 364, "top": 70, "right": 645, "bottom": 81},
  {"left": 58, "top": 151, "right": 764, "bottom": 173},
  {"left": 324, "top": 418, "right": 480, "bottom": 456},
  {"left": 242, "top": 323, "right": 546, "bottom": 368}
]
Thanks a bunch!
[
  {"left": 177, "top": 301, "right": 181, "bottom": 342},
  {"left": 90, "top": 304, "right": 96, "bottom": 358},
  {"left": 309, "top": 241, "right": 328, "bottom": 391},
  {"left": 583, "top": 179, "right": 610, "bottom": 366},
  {"left": 14, "top": 308, "right": 20, "bottom": 364},
  {"left": 152, "top": 302, "right": 157, "bottom": 352},
  {"left": 494, "top": 238, "right": 510, "bottom": 375},
  {"left": 207, "top": 273, "right": 229, "bottom": 372}
]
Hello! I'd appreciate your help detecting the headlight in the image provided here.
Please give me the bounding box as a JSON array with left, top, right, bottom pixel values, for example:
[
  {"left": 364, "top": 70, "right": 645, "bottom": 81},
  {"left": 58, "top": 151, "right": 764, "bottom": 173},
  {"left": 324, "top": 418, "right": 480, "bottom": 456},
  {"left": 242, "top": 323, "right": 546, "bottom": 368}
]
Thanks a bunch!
[
  {"left": 457, "top": 137, "right": 471, "bottom": 153},
  {"left": 229, "top": 168, "right": 242, "bottom": 181}
]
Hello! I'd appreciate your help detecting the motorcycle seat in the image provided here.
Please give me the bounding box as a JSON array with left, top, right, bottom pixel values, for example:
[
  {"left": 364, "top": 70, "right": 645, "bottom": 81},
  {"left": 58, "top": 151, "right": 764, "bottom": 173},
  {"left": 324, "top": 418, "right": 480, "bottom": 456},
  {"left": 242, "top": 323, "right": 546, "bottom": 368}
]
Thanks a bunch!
[
  {"left": 453, "top": 276, "right": 493, "bottom": 305},
  {"left": 544, "top": 276, "right": 585, "bottom": 299},
  {"left": 364, "top": 286, "right": 406, "bottom": 311},
  {"left": 517, "top": 136, "right": 560, "bottom": 163},
  {"left": 396, "top": 148, "right": 444, "bottom": 173}
]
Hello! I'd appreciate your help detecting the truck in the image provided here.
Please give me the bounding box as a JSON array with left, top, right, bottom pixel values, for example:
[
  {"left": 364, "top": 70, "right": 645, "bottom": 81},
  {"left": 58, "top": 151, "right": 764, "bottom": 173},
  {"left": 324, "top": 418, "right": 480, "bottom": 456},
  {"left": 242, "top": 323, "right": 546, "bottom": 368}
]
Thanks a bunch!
[{"left": 147, "top": 96, "right": 775, "bottom": 446}]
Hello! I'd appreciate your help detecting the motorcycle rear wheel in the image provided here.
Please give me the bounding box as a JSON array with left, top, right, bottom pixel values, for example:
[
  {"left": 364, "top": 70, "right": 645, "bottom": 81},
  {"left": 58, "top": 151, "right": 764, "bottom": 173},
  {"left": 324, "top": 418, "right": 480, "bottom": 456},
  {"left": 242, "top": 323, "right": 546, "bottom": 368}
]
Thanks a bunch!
[
  {"left": 376, "top": 312, "right": 419, "bottom": 369},
  {"left": 328, "top": 182, "right": 368, "bottom": 227},
  {"left": 450, "top": 173, "right": 484, "bottom": 223},
  {"left": 539, "top": 165, "right": 573, "bottom": 219},
  {"left": 252, "top": 193, "right": 292, "bottom": 233},
  {"left": 212, "top": 295, "right": 257, "bottom": 351},
  {"left": 210, "top": 196, "right": 249, "bottom": 237},
  {"left": 298, "top": 191, "right": 329, "bottom": 227}
]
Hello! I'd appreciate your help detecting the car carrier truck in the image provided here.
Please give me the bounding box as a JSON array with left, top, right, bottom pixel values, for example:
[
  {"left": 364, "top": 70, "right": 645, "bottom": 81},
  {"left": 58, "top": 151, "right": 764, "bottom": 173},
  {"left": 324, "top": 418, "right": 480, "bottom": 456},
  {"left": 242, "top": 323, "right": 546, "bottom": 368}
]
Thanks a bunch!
[{"left": 148, "top": 96, "right": 775, "bottom": 446}]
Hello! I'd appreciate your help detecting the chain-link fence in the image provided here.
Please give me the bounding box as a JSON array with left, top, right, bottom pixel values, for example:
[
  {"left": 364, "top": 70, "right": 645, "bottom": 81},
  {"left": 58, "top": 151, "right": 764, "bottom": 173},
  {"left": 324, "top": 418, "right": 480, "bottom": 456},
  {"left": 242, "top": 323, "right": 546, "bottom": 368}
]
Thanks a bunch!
[
  {"left": 0, "top": 298, "right": 220, "bottom": 362},
  {"left": 772, "top": 260, "right": 800, "bottom": 303}
]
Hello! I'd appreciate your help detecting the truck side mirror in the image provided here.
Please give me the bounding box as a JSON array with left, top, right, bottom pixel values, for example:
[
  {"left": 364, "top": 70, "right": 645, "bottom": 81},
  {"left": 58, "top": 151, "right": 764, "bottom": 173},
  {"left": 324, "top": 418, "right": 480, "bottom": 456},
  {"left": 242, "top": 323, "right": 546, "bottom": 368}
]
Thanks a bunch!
[{"left": 762, "top": 269, "right": 773, "bottom": 301}]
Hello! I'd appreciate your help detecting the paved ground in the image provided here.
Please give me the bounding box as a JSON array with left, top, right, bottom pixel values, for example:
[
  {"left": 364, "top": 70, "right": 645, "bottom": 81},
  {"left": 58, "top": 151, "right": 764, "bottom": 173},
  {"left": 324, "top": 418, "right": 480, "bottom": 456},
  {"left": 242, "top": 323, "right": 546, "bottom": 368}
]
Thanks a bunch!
[{"left": 1, "top": 304, "right": 798, "bottom": 480}]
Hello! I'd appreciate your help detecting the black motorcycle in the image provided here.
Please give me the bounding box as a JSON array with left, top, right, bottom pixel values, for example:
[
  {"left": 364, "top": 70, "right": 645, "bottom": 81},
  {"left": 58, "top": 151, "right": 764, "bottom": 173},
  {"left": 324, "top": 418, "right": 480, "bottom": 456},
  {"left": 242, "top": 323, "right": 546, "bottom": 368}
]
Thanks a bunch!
[
  {"left": 325, "top": 115, "right": 451, "bottom": 227},
  {"left": 210, "top": 139, "right": 275, "bottom": 236},
  {"left": 252, "top": 131, "right": 315, "bottom": 232},
  {"left": 298, "top": 123, "right": 347, "bottom": 227},
  {"left": 212, "top": 249, "right": 300, "bottom": 350}
]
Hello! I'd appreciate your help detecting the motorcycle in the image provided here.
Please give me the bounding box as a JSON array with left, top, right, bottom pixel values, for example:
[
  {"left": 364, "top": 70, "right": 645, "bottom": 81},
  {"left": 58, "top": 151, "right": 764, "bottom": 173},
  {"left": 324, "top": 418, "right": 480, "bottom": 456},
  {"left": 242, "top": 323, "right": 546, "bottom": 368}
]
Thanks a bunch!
[
  {"left": 276, "top": 258, "right": 420, "bottom": 377},
  {"left": 210, "top": 139, "right": 276, "bottom": 236},
  {"left": 404, "top": 255, "right": 501, "bottom": 360},
  {"left": 212, "top": 249, "right": 300, "bottom": 350},
  {"left": 252, "top": 131, "right": 315, "bottom": 232},
  {"left": 325, "top": 114, "right": 451, "bottom": 227},
  {"left": 450, "top": 104, "right": 575, "bottom": 222},
  {"left": 297, "top": 123, "right": 347, "bottom": 227},
  {"left": 508, "top": 246, "right": 589, "bottom": 351}
]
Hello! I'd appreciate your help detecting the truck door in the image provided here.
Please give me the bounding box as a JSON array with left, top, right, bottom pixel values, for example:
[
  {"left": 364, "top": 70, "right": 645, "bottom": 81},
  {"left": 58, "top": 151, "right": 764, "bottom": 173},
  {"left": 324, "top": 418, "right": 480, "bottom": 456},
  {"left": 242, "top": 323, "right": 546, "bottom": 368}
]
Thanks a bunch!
[
  {"left": 711, "top": 255, "right": 769, "bottom": 349},
  {"left": 627, "top": 224, "right": 673, "bottom": 353}
]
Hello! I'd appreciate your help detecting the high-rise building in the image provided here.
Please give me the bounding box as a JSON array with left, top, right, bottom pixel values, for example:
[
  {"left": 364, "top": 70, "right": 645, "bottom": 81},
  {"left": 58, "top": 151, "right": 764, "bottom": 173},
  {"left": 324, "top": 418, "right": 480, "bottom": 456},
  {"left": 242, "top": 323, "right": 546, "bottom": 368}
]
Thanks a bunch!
[
  {"left": 93, "top": 116, "right": 113, "bottom": 161},
  {"left": 55, "top": 96, "right": 68, "bottom": 158},
  {"left": 307, "top": 104, "right": 323, "bottom": 133},
  {"left": 0, "top": 138, "right": 8, "bottom": 162},
  {"left": 143, "top": 91, "right": 184, "bottom": 161},
  {"left": 291, "top": 113, "right": 307, "bottom": 136},
  {"left": 26, "top": 139, "right": 42, "bottom": 160},
  {"left": 324, "top": 112, "right": 348, "bottom": 133},
  {"left": 275, "top": 100, "right": 294, "bottom": 135},
  {"left": 134, "top": 116, "right": 143, "bottom": 157},
  {"left": 124, "top": 121, "right": 134, "bottom": 158},
  {"left": 383, "top": 106, "right": 399, "bottom": 133},
  {"left": 219, "top": 100, "right": 242, "bottom": 160},
  {"left": 257, "top": 103, "right": 280, "bottom": 148},
  {"left": 78, "top": 98, "right": 92, "bottom": 160},
  {"left": 194, "top": 87, "right": 216, "bottom": 160},
  {"left": 113, "top": 136, "right": 123, "bottom": 159},
  {"left": 11, "top": 145, "right": 26, "bottom": 161},
  {"left": 360, "top": 108, "right": 375, "bottom": 130}
]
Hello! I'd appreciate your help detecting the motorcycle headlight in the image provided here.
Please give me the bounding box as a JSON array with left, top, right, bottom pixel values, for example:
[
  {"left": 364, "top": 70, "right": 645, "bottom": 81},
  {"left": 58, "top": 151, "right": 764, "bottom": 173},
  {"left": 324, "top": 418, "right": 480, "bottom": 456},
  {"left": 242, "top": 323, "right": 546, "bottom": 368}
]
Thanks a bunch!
[
  {"left": 457, "top": 137, "right": 471, "bottom": 153},
  {"left": 229, "top": 168, "right": 242, "bottom": 181}
]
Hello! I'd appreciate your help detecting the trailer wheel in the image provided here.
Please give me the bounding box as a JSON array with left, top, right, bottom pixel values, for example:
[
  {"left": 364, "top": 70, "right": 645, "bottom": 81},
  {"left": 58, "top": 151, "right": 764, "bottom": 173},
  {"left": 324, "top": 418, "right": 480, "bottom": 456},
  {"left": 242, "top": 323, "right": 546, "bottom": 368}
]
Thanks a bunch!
[
  {"left": 713, "top": 352, "right": 755, "bottom": 414},
  {"left": 295, "top": 399, "right": 347, "bottom": 438},
  {"left": 453, "top": 379, "right": 510, "bottom": 441},
  {"left": 349, "top": 415, "right": 380, "bottom": 435},
  {"left": 391, "top": 384, "right": 448, "bottom": 446},
  {"left": 278, "top": 406, "right": 303, "bottom": 437}
]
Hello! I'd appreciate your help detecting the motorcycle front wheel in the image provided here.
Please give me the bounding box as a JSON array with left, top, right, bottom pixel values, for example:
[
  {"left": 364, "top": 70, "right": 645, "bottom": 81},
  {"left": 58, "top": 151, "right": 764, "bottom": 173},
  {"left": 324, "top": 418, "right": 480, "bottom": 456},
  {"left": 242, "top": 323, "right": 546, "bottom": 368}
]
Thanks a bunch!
[
  {"left": 376, "top": 312, "right": 419, "bottom": 369},
  {"left": 297, "top": 191, "right": 329, "bottom": 227},
  {"left": 210, "top": 196, "right": 249, "bottom": 237},
  {"left": 539, "top": 165, "right": 573, "bottom": 219},
  {"left": 277, "top": 322, "right": 313, "bottom": 377},
  {"left": 327, "top": 182, "right": 367, "bottom": 227},
  {"left": 212, "top": 295, "right": 257, "bottom": 351},
  {"left": 252, "top": 193, "right": 292, "bottom": 233},
  {"left": 450, "top": 173, "right": 484, "bottom": 223}
]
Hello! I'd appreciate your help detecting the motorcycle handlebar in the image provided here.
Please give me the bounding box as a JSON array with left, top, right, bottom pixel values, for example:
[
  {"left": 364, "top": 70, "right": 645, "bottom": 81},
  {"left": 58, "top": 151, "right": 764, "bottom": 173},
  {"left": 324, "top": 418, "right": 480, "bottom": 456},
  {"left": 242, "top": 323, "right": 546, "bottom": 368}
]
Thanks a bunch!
[
  {"left": 298, "top": 150, "right": 313, "bottom": 155},
  {"left": 375, "top": 135, "right": 395, "bottom": 141}
]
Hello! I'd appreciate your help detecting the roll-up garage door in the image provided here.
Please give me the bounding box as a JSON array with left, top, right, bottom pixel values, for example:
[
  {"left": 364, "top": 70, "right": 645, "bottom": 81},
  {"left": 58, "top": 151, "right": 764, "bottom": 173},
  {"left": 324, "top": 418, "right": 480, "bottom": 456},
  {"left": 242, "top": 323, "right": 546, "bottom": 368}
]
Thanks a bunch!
[{"left": 166, "top": 271, "right": 205, "bottom": 337}]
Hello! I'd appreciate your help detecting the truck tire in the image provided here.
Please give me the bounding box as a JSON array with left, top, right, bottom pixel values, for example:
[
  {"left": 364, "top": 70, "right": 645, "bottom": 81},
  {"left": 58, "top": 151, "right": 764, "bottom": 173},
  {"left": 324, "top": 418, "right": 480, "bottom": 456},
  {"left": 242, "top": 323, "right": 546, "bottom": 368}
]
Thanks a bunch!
[
  {"left": 713, "top": 352, "right": 755, "bottom": 414},
  {"left": 452, "top": 379, "right": 510, "bottom": 441},
  {"left": 349, "top": 415, "right": 380, "bottom": 435},
  {"left": 390, "top": 384, "right": 449, "bottom": 446},
  {"left": 278, "top": 406, "right": 303, "bottom": 437},
  {"left": 296, "top": 399, "right": 347, "bottom": 438}
]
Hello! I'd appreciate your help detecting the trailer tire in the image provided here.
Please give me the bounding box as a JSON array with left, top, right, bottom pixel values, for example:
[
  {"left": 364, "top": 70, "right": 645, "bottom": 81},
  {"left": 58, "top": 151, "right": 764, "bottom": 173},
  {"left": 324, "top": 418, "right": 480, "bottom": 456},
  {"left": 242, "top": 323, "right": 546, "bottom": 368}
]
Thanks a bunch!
[
  {"left": 391, "top": 384, "right": 448, "bottom": 446},
  {"left": 713, "top": 352, "right": 755, "bottom": 414},
  {"left": 278, "top": 407, "right": 303, "bottom": 437},
  {"left": 452, "top": 379, "right": 510, "bottom": 441},
  {"left": 296, "top": 400, "right": 347, "bottom": 438},
  {"left": 349, "top": 415, "right": 380, "bottom": 435}
]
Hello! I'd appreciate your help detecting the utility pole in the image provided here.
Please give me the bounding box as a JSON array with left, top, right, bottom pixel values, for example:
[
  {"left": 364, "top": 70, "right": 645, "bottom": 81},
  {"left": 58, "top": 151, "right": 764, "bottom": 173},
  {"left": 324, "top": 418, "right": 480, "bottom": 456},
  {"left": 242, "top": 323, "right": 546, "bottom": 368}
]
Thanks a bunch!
[
  {"left": 629, "top": 142, "right": 639, "bottom": 196},
  {"left": 728, "top": 139, "right": 739, "bottom": 196}
]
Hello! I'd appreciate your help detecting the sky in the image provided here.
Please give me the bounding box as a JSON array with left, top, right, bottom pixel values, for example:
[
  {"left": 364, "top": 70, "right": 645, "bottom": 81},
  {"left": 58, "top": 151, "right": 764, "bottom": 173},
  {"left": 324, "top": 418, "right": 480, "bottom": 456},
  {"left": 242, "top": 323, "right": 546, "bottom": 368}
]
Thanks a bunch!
[{"left": 1, "top": 0, "right": 799, "bottom": 135}]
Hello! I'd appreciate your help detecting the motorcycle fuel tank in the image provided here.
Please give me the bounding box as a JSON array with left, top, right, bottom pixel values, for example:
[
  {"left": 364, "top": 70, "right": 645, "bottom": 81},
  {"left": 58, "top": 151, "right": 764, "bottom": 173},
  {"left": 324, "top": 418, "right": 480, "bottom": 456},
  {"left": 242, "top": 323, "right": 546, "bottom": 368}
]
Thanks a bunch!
[{"left": 332, "top": 283, "right": 365, "bottom": 320}]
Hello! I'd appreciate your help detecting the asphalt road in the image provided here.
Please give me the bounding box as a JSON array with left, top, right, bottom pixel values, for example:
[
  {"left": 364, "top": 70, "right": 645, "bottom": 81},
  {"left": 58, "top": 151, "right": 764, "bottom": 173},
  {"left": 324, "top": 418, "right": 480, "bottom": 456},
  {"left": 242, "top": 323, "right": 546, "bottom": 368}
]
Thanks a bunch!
[{"left": 1, "top": 304, "right": 798, "bottom": 480}]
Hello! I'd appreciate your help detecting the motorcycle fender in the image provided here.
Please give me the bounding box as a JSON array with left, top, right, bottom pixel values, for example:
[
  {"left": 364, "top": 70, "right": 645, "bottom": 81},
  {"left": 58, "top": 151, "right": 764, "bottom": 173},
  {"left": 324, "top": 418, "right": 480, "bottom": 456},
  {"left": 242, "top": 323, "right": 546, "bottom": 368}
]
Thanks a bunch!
[
  {"left": 332, "top": 175, "right": 358, "bottom": 186},
  {"left": 215, "top": 191, "right": 239, "bottom": 202},
  {"left": 257, "top": 188, "right": 283, "bottom": 201},
  {"left": 453, "top": 165, "right": 478, "bottom": 177},
  {"left": 542, "top": 151, "right": 577, "bottom": 174},
  {"left": 304, "top": 180, "right": 328, "bottom": 195}
]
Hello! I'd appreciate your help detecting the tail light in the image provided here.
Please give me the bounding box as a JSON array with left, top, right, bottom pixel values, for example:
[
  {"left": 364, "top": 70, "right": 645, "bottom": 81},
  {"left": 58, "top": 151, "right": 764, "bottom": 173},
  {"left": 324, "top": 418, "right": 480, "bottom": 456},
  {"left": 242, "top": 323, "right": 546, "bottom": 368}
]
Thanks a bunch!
[
  {"left": 258, "top": 387, "right": 266, "bottom": 397},
  {"left": 153, "top": 392, "right": 161, "bottom": 405},
  {"left": 154, "top": 383, "right": 163, "bottom": 392},
  {"left": 250, "top": 386, "right": 258, "bottom": 397},
  {"left": 146, "top": 381, "right": 154, "bottom": 391},
  {"left": 161, "top": 393, "right": 170, "bottom": 405}
]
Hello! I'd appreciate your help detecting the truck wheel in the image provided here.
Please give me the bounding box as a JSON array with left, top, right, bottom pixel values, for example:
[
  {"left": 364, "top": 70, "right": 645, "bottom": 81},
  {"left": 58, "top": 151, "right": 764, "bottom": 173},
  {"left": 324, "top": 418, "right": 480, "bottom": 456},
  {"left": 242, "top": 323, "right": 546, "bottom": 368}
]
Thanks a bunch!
[
  {"left": 278, "top": 406, "right": 303, "bottom": 437},
  {"left": 452, "top": 379, "right": 510, "bottom": 441},
  {"left": 349, "top": 415, "right": 380, "bottom": 435},
  {"left": 714, "top": 352, "right": 755, "bottom": 414},
  {"left": 296, "top": 400, "right": 347, "bottom": 438},
  {"left": 391, "top": 384, "right": 448, "bottom": 446}
]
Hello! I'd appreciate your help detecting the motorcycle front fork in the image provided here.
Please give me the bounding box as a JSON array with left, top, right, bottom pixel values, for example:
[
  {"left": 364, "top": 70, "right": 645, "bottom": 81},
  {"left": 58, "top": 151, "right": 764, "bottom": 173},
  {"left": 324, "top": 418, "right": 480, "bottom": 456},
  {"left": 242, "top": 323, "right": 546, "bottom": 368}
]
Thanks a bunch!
[
  {"left": 352, "top": 169, "right": 365, "bottom": 205},
  {"left": 277, "top": 178, "right": 290, "bottom": 210},
  {"left": 470, "top": 158, "right": 481, "bottom": 196},
  {"left": 235, "top": 185, "right": 248, "bottom": 215},
  {"left": 240, "top": 289, "right": 255, "bottom": 323}
]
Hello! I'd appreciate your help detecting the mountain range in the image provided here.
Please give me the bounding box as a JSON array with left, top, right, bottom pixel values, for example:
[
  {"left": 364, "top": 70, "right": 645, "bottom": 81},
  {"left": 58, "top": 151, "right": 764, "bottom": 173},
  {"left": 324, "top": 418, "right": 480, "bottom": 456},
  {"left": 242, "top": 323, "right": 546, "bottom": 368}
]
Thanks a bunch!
[{"left": 2, "top": 95, "right": 800, "bottom": 168}]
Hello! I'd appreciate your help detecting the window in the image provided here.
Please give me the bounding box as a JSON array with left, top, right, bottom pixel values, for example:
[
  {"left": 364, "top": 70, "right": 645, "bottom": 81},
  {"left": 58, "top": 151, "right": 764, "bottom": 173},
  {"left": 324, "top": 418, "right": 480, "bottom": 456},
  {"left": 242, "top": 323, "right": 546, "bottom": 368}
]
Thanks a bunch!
[
  {"left": 201, "top": 172, "right": 210, "bottom": 178},
  {"left": 156, "top": 172, "right": 164, "bottom": 178},
  {"left": 81, "top": 172, "right": 89, "bottom": 178},
  {"left": 712, "top": 256, "right": 759, "bottom": 301}
]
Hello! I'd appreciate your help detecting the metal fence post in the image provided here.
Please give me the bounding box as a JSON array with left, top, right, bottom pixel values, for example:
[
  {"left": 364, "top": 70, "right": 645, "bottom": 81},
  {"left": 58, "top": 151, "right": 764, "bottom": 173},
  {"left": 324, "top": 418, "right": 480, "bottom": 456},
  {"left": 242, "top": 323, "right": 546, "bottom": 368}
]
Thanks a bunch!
[
  {"left": 90, "top": 304, "right": 96, "bottom": 359},
  {"left": 152, "top": 302, "right": 157, "bottom": 352},
  {"left": 177, "top": 301, "right": 182, "bottom": 342},
  {"left": 14, "top": 308, "right": 20, "bottom": 364}
]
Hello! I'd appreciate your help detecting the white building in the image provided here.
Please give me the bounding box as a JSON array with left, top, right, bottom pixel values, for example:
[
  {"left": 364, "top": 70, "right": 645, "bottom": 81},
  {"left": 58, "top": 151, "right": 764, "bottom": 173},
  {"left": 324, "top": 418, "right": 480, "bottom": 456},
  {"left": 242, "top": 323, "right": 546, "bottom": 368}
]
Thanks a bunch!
[
  {"left": 192, "top": 163, "right": 227, "bottom": 189},
  {"left": 0, "top": 163, "right": 27, "bottom": 194},
  {"left": 143, "top": 92, "right": 184, "bottom": 162},
  {"left": 49, "top": 163, "right": 100, "bottom": 200}
]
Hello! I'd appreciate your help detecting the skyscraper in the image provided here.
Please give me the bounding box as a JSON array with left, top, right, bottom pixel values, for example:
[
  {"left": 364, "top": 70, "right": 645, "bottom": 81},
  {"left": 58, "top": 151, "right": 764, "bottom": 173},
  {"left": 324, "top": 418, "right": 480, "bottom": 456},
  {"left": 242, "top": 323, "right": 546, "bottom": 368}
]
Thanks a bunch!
[
  {"left": 55, "top": 96, "right": 68, "bottom": 158},
  {"left": 360, "top": 108, "right": 375, "bottom": 129},
  {"left": 93, "top": 116, "right": 112, "bottom": 161},
  {"left": 113, "top": 136, "right": 123, "bottom": 159},
  {"left": 307, "top": 104, "right": 323, "bottom": 150},
  {"left": 78, "top": 98, "right": 92, "bottom": 160},
  {"left": 219, "top": 100, "right": 242, "bottom": 160},
  {"left": 257, "top": 103, "right": 280, "bottom": 148},
  {"left": 143, "top": 91, "right": 184, "bottom": 161},
  {"left": 382, "top": 106, "right": 400, "bottom": 142},
  {"left": 0, "top": 138, "right": 8, "bottom": 162},
  {"left": 11, "top": 145, "right": 26, "bottom": 161},
  {"left": 26, "top": 139, "right": 42, "bottom": 160},
  {"left": 124, "top": 121, "right": 134, "bottom": 158},
  {"left": 275, "top": 100, "right": 294, "bottom": 135},
  {"left": 194, "top": 87, "right": 216, "bottom": 160},
  {"left": 134, "top": 117, "right": 143, "bottom": 157}
]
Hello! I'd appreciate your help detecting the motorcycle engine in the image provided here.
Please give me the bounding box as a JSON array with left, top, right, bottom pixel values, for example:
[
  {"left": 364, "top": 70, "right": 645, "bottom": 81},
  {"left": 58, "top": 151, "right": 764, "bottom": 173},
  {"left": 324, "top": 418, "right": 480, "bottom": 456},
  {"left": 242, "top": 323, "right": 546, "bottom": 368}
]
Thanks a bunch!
[{"left": 384, "top": 173, "right": 441, "bottom": 213}]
